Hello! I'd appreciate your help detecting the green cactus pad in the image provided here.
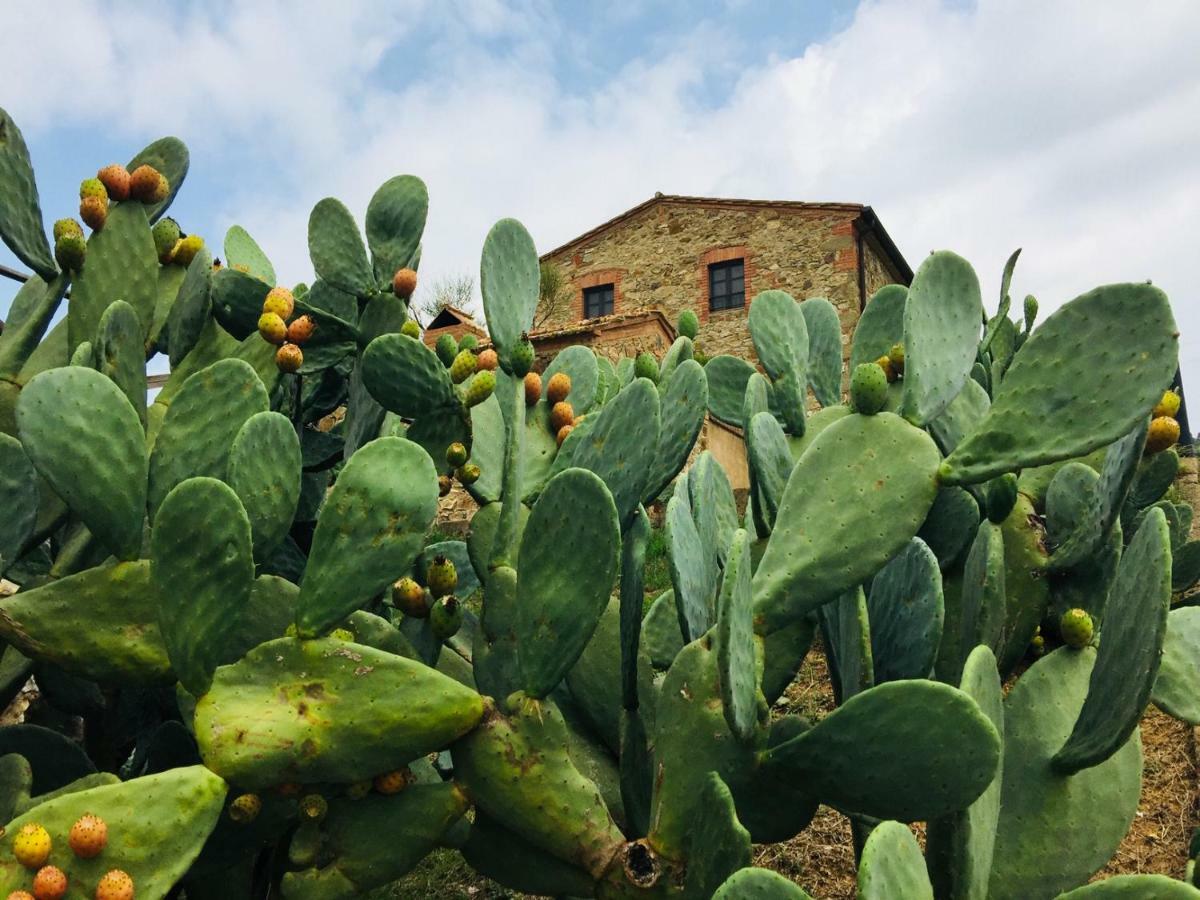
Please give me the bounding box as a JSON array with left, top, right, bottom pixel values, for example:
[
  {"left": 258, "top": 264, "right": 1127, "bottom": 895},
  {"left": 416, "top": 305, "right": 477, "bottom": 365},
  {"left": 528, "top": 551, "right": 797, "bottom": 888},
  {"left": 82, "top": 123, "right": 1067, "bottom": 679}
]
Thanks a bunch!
[
  {"left": 761, "top": 615, "right": 816, "bottom": 705},
  {"left": 0, "top": 560, "right": 171, "bottom": 684},
  {"left": 453, "top": 695, "right": 625, "bottom": 879},
  {"left": 0, "top": 753, "right": 31, "bottom": 822},
  {"left": 211, "top": 266, "right": 273, "bottom": 339},
  {"left": 69, "top": 339, "right": 94, "bottom": 367},
  {"left": 988, "top": 648, "right": 1142, "bottom": 900},
  {"left": 742, "top": 371, "right": 772, "bottom": 430},
  {"left": 0, "top": 766, "right": 224, "bottom": 897},
  {"left": 282, "top": 783, "right": 468, "bottom": 897},
  {"left": 657, "top": 334, "right": 694, "bottom": 388},
  {"left": 955, "top": 521, "right": 1006, "bottom": 683},
  {"left": 0, "top": 725, "right": 94, "bottom": 794},
  {"left": 296, "top": 437, "right": 437, "bottom": 637},
  {"left": 764, "top": 679, "right": 999, "bottom": 821},
  {"left": 994, "top": 491, "right": 1051, "bottom": 673},
  {"left": 748, "top": 290, "right": 808, "bottom": 433},
  {"left": 227, "top": 411, "right": 302, "bottom": 559},
  {"left": 0, "top": 108, "right": 55, "bottom": 279},
  {"left": 153, "top": 477, "right": 254, "bottom": 696},
  {"left": 0, "top": 275, "right": 66, "bottom": 384},
  {"left": 718, "top": 529, "right": 760, "bottom": 741},
  {"left": 95, "top": 299, "right": 147, "bottom": 428},
  {"left": 1153, "top": 607, "right": 1200, "bottom": 724},
  {"left": 917, "top": 486, "right": 980, "bottom": 570},
  {"left": 1129, "top": 447, "right": 1179, "bottom": 510},
  {"left": 820, "top": 587, "right": 873, "bottom": 704},
  {"left": 644, "top": 359, "right": 707, "bottom": 504},
  {"left": 128, "top": 135, "right": 189, "bottom": 223},
  {"left": 642, "top": 590, "right": 684, "bottom": 669},
  {"left": 705, "top": 354, "right": 757, "bottom": 425},
  {"left": 462, "top": 811, "right": 595, "bottom": 898},
  {"left": 69, "top": 201, "right": 158, "bottom": 353},
  {"left": 747, "top": 411, "right": 795, "bottom": 532},
  {"left": 516, "top": 468, "right": 620, "bottom": 697},
  {"left": 308, "top": 197, "right": 373, "bottom": 296},
  {"left": 222, "top": 224, "right": 275, "bottom": 285},
  {"left": 925, "top": 644, "right": 1004, "bottom": 900},
  {"left": 619, "top": 507, "right": 651, "bottom": 710},
  {"left": 752, "top": 412, "right": 941, "bottom": 634},
  {"left": 682, "top": 773, "right": 752, "bottom": 899},
  {"left": 801, "top": 297, "right": 843, "bottom": 407},
  {"left": 690, "top": 451, "right": 739, "bottom": 568},
  {"left": 543, "top": 344, "right": 599, "bottom": 414},
  {"left": 365, "top": 174, "right": 428, "bottom": 284},
  {"left": 712, "top": 867, "right": 814, "bottom": 898},
  {"left": 166, "top": 248, "right": 215, "bottom": 366},
  {"left": 148, "top": 358, "right": 269, "bottom": 515},
  {"left": 479, "top": 218, "right": 539, "bottom": 361},
  {"left": 1052, "top": 507, "right": 1171, "bottom": 773},
  {"left": 666, "top": 479, "right": 715, "bottom": 642},
  {"left": 361, "top": 332, "right": 457, "bottom": 418},
  {"left": 857, "top": 820, "right": 934, "bottom": 900},
  {"left": 850, "top": 283, "right": 907, "bottom": 369},
  {"left": 1049, "top": 419, "right": 1147, "bottom": 572},
  {"left": 1057, "top": 875, "right": 1200, "bottom": 898},
  {"left": 560, "top": 377, "right": 660, "bottom": 526},
  {"left": 197, "top": 636, "right": 482, "bottom": 786},
  {"left": 900, "top": 251, "right": 982, "bottom": 425},
  {"left": 0, "top": 434, "right": 36, "bottom": 572},
  {"left": 928, "top": 377, "right": 990, "bottom": 455},
  {"left": 866, "top": 538, "right": 943, "bottom": 683},
  {"left": 17, "top": 366, "right": 147, "bottom": 560},
  {"left": 147, "top": 254, "right": 187, "bottom": 354},
  {"left": 941, "top": 283, "right": 1178, "bottom": 484}
]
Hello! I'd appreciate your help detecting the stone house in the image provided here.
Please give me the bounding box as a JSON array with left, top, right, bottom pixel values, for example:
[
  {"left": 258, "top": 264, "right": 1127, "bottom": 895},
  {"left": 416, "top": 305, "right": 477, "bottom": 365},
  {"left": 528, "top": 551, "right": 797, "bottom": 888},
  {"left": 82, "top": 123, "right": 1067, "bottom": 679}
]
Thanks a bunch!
[{"left": 532, "top": 194, "right": 913, "bottom": 368}]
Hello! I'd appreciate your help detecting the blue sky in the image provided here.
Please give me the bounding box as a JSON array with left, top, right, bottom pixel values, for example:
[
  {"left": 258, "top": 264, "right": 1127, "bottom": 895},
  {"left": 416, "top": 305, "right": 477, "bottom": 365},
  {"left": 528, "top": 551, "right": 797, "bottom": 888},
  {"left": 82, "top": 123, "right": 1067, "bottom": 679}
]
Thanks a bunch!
[{"left": 3, "top": 0, "right": 1199, "bottom": 387}]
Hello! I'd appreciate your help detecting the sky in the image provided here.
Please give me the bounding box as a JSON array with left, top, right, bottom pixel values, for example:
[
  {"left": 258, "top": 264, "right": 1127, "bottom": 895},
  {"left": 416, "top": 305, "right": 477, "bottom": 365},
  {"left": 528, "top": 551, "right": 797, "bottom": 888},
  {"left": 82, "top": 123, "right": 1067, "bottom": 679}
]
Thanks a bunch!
[{"left": 2, "top": 0, "right": 1199, "bottom": 389}]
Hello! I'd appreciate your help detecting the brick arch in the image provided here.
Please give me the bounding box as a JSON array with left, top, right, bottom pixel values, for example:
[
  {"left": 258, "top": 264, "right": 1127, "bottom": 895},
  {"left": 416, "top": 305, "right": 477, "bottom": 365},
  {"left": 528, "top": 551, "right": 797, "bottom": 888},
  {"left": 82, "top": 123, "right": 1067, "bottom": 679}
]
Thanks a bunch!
[
  {"left": 574, "top": 268, "right": 626, "bottom": 320},
  {"left": 698, "top": 245, "right": 754, "bottom": 323}
]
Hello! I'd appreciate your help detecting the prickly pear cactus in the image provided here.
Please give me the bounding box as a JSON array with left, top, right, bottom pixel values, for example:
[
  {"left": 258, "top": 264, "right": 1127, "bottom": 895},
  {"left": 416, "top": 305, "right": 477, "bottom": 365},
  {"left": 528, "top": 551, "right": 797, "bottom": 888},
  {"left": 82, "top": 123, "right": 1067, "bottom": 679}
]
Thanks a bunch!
[{"left": 0, "top": 106, "right": 1193, "bottom": 899}]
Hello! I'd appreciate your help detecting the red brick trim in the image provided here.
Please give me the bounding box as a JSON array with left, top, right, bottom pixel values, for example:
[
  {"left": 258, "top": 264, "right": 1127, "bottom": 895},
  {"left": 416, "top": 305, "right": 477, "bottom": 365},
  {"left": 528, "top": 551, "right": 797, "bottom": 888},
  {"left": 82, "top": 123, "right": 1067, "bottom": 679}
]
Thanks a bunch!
[
  {"left": 698, "top": 246, "right": 753, "bottom": 324},
  {"left": 575, "top": 268, "right": 625, "bottom": 321}
]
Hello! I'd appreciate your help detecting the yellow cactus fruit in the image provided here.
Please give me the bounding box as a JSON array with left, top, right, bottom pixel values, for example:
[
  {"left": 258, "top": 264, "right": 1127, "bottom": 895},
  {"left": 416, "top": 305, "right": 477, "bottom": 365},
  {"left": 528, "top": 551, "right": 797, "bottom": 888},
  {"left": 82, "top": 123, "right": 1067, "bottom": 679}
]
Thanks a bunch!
[
  {"left": 262, "top": 286, "right": 295, "bottom": 320},
  {"left": 13, "top": 823, "right": 51, "bottom": 868},
  {"left": 1153, "top": 389, "right": 1181, "bottom": 419},
  {"left": 1145, "top": 416, "right": 1181, "bottom": 455}
]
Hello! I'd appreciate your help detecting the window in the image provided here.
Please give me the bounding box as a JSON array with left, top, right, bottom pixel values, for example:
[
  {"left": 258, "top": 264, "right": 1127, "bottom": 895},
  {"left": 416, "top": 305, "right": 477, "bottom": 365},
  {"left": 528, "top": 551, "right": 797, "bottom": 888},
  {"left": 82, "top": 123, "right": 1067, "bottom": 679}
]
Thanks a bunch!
[
  {"left": 708, "top": 259, "right": 745, "bottom": 312},
  {"left": 583, "top": 283, "right": 614, "bottom": 318}
]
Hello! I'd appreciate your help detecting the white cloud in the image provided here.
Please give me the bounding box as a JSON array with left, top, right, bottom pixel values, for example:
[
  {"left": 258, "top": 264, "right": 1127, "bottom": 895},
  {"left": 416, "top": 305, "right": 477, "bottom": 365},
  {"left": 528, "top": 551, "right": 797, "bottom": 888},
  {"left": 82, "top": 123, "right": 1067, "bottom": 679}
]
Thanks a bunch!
[{"left": 4, "top": 0, "right": 1200, "bottom": 388}]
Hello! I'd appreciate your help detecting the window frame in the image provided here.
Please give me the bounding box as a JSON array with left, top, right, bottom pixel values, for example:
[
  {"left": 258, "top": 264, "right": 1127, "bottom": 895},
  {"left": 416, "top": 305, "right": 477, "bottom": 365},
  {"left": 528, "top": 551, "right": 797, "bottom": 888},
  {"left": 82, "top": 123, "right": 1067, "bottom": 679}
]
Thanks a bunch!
[
  {"left": 708, "top": 258, "right": 746, "bottom": 312},
  {"left": 582, "top": 282, "right": 615, "bottom": 319}
]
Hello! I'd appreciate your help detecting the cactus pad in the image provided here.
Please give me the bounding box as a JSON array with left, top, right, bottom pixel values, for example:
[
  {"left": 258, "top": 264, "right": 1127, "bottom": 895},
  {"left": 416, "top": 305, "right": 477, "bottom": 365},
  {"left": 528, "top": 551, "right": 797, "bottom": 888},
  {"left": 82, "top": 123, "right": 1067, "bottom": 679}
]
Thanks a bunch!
[
  {"left": 717, "top": 529, "right": 760, "bottom": 741},
  {"left": 0, "top": 434, "right": 36, "bottom": 572},
  {"left": 850, "top": 283, "right": 907, "bottom": 370},
  {"left": 308, "top": 197, "right": 373, "bottom": 296},
  {"left": 801, "top": 297, "right": 843, "bottom": 407},
  {"left": 0, "top": 108, "right": 56, "bottom": 279},
  {"left": 857, "top": 820, "right": 934, "bottom": 900},
  {"left": 867, "top": 538, "right": 943, "bottom": 683},
  {"left": 479, "top": 218, "right": 539, "bottom": 362},
  {"left": 365, "top": 174, "right": 428, "bottom": 284},
  {"left": 1152, "top": 607, "right": 1200, "bottom": 724},
  {"left": 361, "top": 333, "right": 456, "bottom": 418}
]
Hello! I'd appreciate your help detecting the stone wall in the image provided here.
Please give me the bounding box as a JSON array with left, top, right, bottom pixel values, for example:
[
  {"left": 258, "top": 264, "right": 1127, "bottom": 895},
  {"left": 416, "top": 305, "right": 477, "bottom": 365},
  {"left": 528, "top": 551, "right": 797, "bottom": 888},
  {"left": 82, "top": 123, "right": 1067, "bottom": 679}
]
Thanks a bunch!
[{"left": 541, "top": 199, "right": 878, "bottom": 362}]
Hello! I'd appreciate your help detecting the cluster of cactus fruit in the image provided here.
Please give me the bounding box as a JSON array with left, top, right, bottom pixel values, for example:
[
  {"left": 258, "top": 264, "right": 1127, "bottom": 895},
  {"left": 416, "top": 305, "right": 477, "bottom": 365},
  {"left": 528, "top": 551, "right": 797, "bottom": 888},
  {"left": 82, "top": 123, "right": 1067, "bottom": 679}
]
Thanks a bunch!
[{"left": 1, "top": 103, "right": 1200, "bottom": 900}]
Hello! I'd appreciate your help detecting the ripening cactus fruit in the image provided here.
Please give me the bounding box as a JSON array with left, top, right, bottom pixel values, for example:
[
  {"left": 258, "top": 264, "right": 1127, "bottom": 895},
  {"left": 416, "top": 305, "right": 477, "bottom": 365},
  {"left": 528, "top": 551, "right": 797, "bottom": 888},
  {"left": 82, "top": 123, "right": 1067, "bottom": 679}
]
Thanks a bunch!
[
  {"left": 258, "top": 312, "right": 288, "bottom": 345},
  {"left": 438, "top": 475, "right": 453, "bottom": 497},
  {"left": 96, "top": 164, "right": 130, "bottom": 201},
  {"left": 79, "top": 196, "right": 107, "bottom": 232},
  {"left": 128, "top": 164, "right": 168, "bottom": 203},
  {"left": 459, "top": 334, "right": 479, "bottom": 352},
  {"left": 287, "top": 315, "right": 315, "bottom": 345},
  {"left": 512, "top": 335, "right": 535, "bottom": 376},
  {"left": 93, "top": 870, "right": 134, "bottom": 900},
  {"left": 524, "top": 372, "right": 542, "bottom": 405},
  {"left": 456, "top": 463, "right": 481, "bottom": 485},
  {"left": 330, "top": 628, "right": 354, "bottom": 642},
  {"left": 435, "top": 334, "right": 459, "bottom": 368},
  {"left": 426, "top": 555, "right": 457, "bottom": 598},
  {"left": 31, "top": 865, "right": 67, "bottom": 900},
  {"left": 1153, "top": 389, "right": 1182, "bottom": 418},
  {"left": 373, "top": 768, "right": 414, "bottom": 795},
  {"left": 464, "top": 370, "right": 496, "bottom": 407},
  {"left": 392, "top": 577, "right": 428, "bottom": 618},
  {"left": 678, "top": 309, "right": 699, "bottom": 339},
  {"left": 262, "top": 286, "right": 296, "bottom": 320},
  {"left": 874, "top": 354, "right": 896, "bottom": 383},
  {"left": 450, "top": 350, "right": 477, "bottom": 384},
  {"left": 1030, "top": 634, "right": 1046, "bottom": 657},
  {"left": 54, "top": 235, "right": 86, "bottom": 273},
  {"left": 79, "top": 178, "right": 107, "bottom": 201},
  {"left": 7, "top": 890, "right": 34, "bottom": 900},
  {"left": 229, "top": 793, "right": 263, "bottom": 824},
  {"left": 13, "top": 823, "right": 51, "bottom": 868},
  {"left": 851, "top": 363, "right": 888, "bottom": 415},
  {"left": 1146, "top": 416, "right": 1181, "bottom": 455},
  {"left": 556, "top": 424, "right": 574, "bottom": 447},
  {"left": 152, "top": 218, "right": 182, "bottom": 264},
  {"left": 888, "top": 342, "right": 905, "bottom": 375},
  {"left": 401, "top": 319, "right": 421, "bottom": 339},
  {"left": 550, "top": 401, "right": 574, "bottom": 433},
  {"left": 546, "top": 372, "right": 571, "bottom": 405},
  {"left": 634, "top": 352, "right": 659, "bottom": 382},
  {"left": 69, "top": 813, "right": 108, "bottom": 859},
  {"left": 299, "top": 794, "right": 329, "bottom": 822},
  {"left": 52, "top": 218, "right": 83, "bottom": 242},
  {"left": 431, "top": 596, "right": 463, "bottom": 641},
  {"left": 392, "top": 267, "right": 418, "bottom": 298},
  {"left": 275, "top": 343, "right": 303, "bottom": 374},
  {"left": 476, "top": 348, "right": 499, "bottom": 371},
  {"left": 172, "top": 234, "right": 204, "bottom": 268},
  {"left": 446, "top": 442, "right": 469, "bottom": 468},
  {"left": 1060, "top": 608, "right": 1095, "bottom": 649}
]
